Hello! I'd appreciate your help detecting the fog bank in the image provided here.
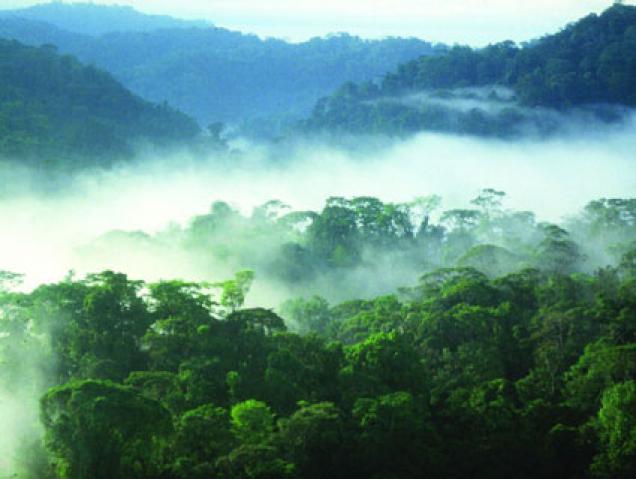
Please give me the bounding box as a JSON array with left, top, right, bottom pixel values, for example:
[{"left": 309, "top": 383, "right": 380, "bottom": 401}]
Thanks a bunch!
[{"left": 0, "top": 126, "right": 634, "bottom": 291}]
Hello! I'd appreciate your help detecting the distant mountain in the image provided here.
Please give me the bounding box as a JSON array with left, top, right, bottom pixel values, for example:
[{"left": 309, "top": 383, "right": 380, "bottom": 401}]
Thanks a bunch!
[
  {"left": 0, "top": 15, "right": 86, "bottom": 47},
  {"left": 303, "top": 5, "right": 636, "bottom": 138},
  {"left": 0, "top": 2, "right": 212, "bottom": 36},
  {"left": 0, "top": 39, "right": 200, "bottom": 165},
  {"left": 0, "top": 4, "right": 444, "bottom": 129}
]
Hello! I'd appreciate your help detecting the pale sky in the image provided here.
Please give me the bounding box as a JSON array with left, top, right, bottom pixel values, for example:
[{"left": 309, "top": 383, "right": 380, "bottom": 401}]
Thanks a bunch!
[{"left": 1, "top": 0, "right": 632, "bottom": 44}]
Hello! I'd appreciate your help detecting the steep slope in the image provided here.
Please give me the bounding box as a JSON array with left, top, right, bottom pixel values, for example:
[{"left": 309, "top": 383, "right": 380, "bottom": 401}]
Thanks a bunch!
[
  {"left": 304, "top": 5, "right": 636, "bottom": 137},
  {"left": 0, "top": 39, "right": 200, "bottom": 165}
]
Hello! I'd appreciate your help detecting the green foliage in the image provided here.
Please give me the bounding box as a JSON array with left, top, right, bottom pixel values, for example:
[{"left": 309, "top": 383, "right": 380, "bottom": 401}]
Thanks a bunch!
[
  {"left": 124, "top": 371, "right": 186, "bottom": 415},
  {"left": 170, "top": 404, "right": 234, "bottom": 478},
  {"left": 215, "top": 270, "right": 255, "bottom": 312},
  {"left": 275, "top": 401, "right": 343, "bottom": 479},
  {"left": 352, "top": 391, "right": 440, "bottom": 477},
  {"left": 40, "top": 379, "right": 173, "bottom": 479},
  {"left": 593, "top": 381, "right": 636, "bottom": 478},
  {"left": 2, "top": 194, "right": 636, "bottom": 478},
  {"left": 0, "top": 260, "right": 630, "bottom": 478},
  {"left": 0, "top": 38, "right": 199, "bottom": 166},
  {"left": 231, "top": 400, "right": 275, "bottom": 446},
  {"left": 30, "top": 271, "right": 152, "bottom": 381}
]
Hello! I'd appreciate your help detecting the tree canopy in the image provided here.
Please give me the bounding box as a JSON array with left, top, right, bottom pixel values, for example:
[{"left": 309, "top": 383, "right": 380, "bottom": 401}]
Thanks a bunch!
[{"left": 1, "top": 192, "right": 635, "bottom": 478}]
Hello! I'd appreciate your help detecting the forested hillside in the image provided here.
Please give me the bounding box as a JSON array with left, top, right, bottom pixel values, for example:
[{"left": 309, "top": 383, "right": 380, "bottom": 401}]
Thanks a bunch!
[
  {"left": 2, "top": 194, "right": 636, "bottom": 478},
  {"left": 0, "top": 39, "right": 199, "bottom": 165},
  {"left": 0, "top": 3, "right": 443, "bottom": 127},
  {"left": 305, "top": 4, "right": 636, "bottom": 137}
]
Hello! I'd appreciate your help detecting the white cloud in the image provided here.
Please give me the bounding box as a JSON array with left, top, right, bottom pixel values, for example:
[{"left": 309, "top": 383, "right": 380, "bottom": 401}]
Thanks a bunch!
[{"left": 1, "top": 120, "right": 635, "bottom": 290}]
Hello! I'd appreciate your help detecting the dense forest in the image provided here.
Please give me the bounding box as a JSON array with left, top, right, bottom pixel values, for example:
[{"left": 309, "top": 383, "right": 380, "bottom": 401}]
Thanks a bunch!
[
  {"left": 0, "top": 3, "right": 443, "bottom": 128},
  {"left": 1, "top": 192, "right": 636, "bottom": 478},
  {"left": 304, "top": 4, "right": 636, "bottom": 137},
  {"left": 0, "top": 39, "right": 199, "bottom": 164}
]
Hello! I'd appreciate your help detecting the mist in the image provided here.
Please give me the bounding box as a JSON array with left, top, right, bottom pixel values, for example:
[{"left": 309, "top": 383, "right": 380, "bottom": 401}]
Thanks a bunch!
[
  {"left": 372, "top": 86, "right": 518, "bottom": 114},
  {"left": 0, "top": 271, "right": 51, "bottom": 479},
  {"left": 0, "top": 123, "right": 634, "bottom": 298}
]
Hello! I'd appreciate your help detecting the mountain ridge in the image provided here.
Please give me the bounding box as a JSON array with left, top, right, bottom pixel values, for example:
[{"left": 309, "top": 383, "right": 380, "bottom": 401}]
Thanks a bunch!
[
  {"left": 303, "top": 4, "right": 636, "bottom": 138},
  {"left": 0, "top": 3, "right": 444, "bottom": 128}
]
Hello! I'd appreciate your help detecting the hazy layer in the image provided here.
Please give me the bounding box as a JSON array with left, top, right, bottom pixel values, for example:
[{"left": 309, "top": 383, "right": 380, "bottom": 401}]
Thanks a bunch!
[
  {"left": 0, "top": 126, "right": 634, "bottom": 291},
  {"left": 2, "top": 0, "right": 628, "bottom": 45}
]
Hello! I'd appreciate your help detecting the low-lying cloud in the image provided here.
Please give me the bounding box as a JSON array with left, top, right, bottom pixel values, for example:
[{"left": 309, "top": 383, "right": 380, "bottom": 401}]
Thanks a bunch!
[{"left": 0, "top": 124, "right": 634, "bottom": 293}]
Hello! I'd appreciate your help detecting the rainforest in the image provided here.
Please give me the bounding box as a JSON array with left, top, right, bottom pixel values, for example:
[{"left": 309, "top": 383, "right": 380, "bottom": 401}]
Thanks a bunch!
[{"left": 0, "top": 2, "right": 636, "bottom": 479}]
